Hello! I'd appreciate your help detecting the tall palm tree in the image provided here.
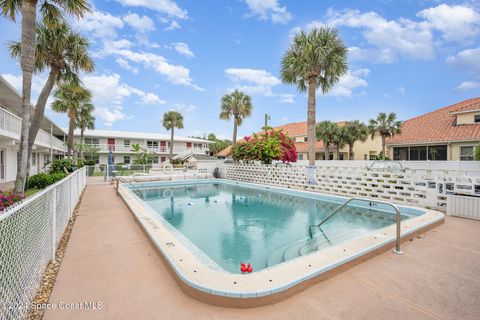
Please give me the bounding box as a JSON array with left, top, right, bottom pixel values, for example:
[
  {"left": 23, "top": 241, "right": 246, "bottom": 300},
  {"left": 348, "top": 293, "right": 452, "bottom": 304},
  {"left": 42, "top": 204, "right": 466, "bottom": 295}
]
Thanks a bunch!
[
  {"left": 51, "top": 80, "right": 92, "bottom": 158},
  {"left": 368, "top": 112, "right": 403, "bottom": 160},
  {"left": 332, "top": 125, "right": 348, "bottom": 160},
  {"left": 343, "top": 120, "right": 368, "bottom": 160},
  {"left": 281, "top": 27, "right": 348, "bottom": 165},
  {"left": 2, "top": 0, "right": 91, "bottom": 192},
  {"left": 9, "top": 21, "right": 94, "bottom": 168},
  {"left": 162, "top": 110, "right": 184, "bottom": 160},
  {"left": 219, "top": 90, "right": 253, "bottom": 144},
  {"left": 316, "top": 121, "right": 339, "bottom": 161},
  {"left": 75, "top": 102, "right": 95, "bottom": 159}
]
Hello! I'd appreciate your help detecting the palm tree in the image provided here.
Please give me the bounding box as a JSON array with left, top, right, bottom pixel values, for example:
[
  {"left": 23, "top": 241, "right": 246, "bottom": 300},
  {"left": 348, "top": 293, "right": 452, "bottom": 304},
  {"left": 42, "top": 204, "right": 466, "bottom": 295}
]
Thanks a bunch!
[
  {"left": 52, "top": 80, "right": 92, "bottom": 158},
  {"left": 9, "top": 21, "right": 94, "bottom": 169},
  {"left": 281, "top": 27, "right": 348, "bottom": 166},
  {"left": 75, "top": 102, "right": 95, "bottom": 159},
  {"left": 368, "top": 112, "right": 403, "bottom": 160},
  {"left": 316, "top": 121, "right": 339, "bottom": 160},
  {"left": 162, "top": 110, "right": 184, "bottom": 160},
  {"left": 1, "top": 0, "right": 91, "bottom": 192},
  {"left": 332, "top": 125, "right": 348, "bottom": 160},
  {"left": 343, "top": 120, "right": 368, "bottom": 160},
  {"left": 219, "top": 90, "right": 253, "bottom": 144}
]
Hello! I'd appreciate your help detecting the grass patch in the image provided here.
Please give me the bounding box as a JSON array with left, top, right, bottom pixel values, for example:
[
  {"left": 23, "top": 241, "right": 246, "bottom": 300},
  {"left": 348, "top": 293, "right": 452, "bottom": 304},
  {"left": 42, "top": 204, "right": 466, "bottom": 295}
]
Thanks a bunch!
[{"left": 25, "top": 188, "right": 41, "bottom": 197}]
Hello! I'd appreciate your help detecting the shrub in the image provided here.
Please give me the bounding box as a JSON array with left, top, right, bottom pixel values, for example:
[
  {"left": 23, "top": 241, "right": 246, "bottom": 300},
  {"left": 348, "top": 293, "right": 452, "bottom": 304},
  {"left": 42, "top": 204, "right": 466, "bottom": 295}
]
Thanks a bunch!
[
  {"left": 28, "top": 173, "right": 54, "bottom": 189},
  {"left": 0, "top": 191, "right": 25, "bottom": 212},
  {"left": 475, "top": 145, "right": 480, "bottom": 161},
  {"left": 170, "top": 159, "right": 185, "bottom": 165},
  {"left": 232, "top": 129, "right": 297, "bottom": 164},
  {"left": 50, "top": 159, "right": 73, "bottom": 173},
  {"left": 28, "top": 172, "right": 67, "bottom": 189}
]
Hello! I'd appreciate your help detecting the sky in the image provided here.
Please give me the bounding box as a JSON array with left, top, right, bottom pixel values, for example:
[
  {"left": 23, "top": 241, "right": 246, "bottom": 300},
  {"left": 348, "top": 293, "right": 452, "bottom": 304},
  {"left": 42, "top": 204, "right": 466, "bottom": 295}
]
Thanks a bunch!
[{"left": 1, "top": 0, "right": 479, "bottom": 140}]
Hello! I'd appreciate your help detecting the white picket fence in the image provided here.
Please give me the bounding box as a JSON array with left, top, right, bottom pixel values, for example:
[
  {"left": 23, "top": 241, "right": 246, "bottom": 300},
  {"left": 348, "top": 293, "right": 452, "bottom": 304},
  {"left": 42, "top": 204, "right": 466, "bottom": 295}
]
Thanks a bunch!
[
  {"left": 221, "top": 161, "right": 480, "bottom": 210},
  {"left": 0, "top": 167, "right": 87, "bottom": 320}
]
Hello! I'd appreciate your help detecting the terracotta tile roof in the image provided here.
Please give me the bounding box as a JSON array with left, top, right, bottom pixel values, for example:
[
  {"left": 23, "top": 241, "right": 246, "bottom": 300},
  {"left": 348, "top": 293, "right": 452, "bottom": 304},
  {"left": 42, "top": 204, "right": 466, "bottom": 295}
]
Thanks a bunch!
[{"left": 386, "top": 98, "right": 480, "bottom": 145}]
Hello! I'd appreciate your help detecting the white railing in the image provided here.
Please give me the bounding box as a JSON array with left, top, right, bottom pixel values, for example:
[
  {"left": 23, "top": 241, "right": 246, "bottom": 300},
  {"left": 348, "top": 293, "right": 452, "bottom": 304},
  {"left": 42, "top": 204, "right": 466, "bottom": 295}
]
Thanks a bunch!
[
  {"left": 93, "top": 144, "right": 208, "bottom": 155},
  {"left": 0, "top": 167, "right": 87, "bottom": 320},
  {"left": 221, "top": 162, "right": 480, "bottom": 210},
  {"left": 0, "top": 107, "right": 66, "bottom": 152}
]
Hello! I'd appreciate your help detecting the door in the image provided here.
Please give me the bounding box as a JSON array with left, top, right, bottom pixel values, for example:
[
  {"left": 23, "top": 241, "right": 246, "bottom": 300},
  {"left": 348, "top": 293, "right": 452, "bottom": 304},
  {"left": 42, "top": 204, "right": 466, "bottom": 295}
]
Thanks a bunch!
[
  {"left": 186, "top": 142, "right": 192, "bottom": 148},
  {"left": 108, "top": 138, "right": 115, "bottom": 151},
  {"left": 160, "top": 141, "right": 166, "bottom": 152},
  {"left": 0, "top": 149, "right": 5, "bottom": 181}
]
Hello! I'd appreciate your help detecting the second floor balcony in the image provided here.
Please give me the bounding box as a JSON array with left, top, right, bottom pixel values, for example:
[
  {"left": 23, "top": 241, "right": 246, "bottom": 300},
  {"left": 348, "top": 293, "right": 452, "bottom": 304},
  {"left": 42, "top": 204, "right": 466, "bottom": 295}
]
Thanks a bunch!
[
  {"left": 0, "top": 107, "right": 66, "bottom": 152},
  {"left": 90, "top": 143, "right": 209, "bottom": 155}
]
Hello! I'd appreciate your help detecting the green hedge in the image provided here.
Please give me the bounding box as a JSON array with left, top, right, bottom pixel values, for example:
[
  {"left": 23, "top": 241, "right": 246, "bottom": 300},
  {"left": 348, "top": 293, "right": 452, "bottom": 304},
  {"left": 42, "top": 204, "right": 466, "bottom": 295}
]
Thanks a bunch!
[{"left": 28, "top": 172, "right": 68, "bottom": 189}]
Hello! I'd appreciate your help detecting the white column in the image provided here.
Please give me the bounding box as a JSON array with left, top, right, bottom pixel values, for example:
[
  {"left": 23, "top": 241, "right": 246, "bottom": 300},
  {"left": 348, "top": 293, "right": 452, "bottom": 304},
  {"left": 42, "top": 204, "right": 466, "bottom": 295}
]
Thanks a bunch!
[{"left": 50, "top": 123, "right": 53, "bottom": 162}]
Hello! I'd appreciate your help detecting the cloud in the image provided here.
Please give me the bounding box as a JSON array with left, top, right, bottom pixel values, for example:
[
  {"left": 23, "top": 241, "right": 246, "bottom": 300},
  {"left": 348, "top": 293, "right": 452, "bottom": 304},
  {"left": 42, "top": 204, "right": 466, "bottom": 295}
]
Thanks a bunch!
[
  {"left": 82, "top": 73, "right": 165, "bottom": 126},
  {"left": 123, "top": 13, "right": 155, "bottom": 33},
  {"left": 279, "top": 94, "right": 295, "bottom": 103},
  {"left": 396, "top": 86, "right": 406, "bottom": 94},
  {"left": 116, "top": 58, "right": 139, "bottom": 74},
  {"left": 225, "top": 68, "right": 280, "bottom": 96},
  {"left": 327, "top": 68, "right": 370, "bottom": 97},
  {"left": 171, "top": 103, "right": 198, "bottom": 113},
  {"left": 447, "top": 47, "right": 480, "bottom": 73},
  {"left": 417, "top": 4, "right": 480, "bottom": 42},
  {"left": 75, "top": 10, "right": 124, "bottom": 39},
  {"left": 454, "top": 81, "right": 480, "bottom": 91},
  {"left": 172, "top": 42, "right": 194, "bottom": 58},
  {"left": 164, "top": 20, "right": 181, "bottom": 31},
  {"left": 114, "top": 49, "right": 203, "bottom": 90},
  {"left": 245, "top": 0, "right": 292, "bottom": 24},
  {"left": 115, "top": 0, "right": 188, "bottom": 19},
  {"left": 325, "top": 8, "right": 434, "bottom": 62}
]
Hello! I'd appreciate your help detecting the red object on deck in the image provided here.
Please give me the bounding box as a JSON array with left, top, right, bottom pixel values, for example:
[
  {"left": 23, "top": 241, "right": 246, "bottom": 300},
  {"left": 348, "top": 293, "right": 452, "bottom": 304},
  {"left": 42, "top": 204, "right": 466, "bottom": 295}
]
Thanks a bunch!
[
  {"left": 240, "top": 263, "right": 247, "bottom": 273},
  {"left": 247, "top": 263, "right": 252, "bottom": 273}
]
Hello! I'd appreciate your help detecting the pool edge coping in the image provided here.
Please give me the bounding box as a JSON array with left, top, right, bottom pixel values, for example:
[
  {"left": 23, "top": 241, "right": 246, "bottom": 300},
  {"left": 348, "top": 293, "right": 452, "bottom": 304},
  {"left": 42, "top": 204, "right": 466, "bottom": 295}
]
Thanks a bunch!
[{"left": 118, "top": 179, "right": 445, "bottom": 305}]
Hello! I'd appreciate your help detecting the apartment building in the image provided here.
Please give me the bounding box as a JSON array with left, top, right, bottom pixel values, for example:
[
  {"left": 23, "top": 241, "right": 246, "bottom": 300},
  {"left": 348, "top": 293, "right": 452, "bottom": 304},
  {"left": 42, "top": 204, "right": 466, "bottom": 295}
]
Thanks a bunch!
[
  {"left": 72, "top": 129, "right": 211, "bottom": 165},
  {"left": 387, "top": 98, "right": 480, "bottom": 161},
  {"left": 0, "top": 76, "right": 67, "bottom": 190}
]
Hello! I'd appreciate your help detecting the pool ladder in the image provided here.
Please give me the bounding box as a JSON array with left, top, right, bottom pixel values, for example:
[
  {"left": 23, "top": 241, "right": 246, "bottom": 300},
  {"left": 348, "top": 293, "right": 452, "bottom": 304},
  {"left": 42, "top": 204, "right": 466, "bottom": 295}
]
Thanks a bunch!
[
  {"left": 115, "top": 177, "right": 145, "bottom": 199},
  {"left": 308, "top": 198, "right": 403, "bottom": 254}
]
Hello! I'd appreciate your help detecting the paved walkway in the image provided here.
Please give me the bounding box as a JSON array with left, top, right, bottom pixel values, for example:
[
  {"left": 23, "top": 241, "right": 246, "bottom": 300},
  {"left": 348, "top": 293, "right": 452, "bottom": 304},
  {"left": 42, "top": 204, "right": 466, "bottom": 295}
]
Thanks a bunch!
[{"left": 44, "top": 180, "right": 480, "bottom": 320}]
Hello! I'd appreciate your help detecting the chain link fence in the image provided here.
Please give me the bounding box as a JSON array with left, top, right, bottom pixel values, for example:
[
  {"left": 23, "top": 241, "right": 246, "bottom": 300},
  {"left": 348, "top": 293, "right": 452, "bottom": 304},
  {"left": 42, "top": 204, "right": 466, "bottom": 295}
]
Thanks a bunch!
[{"left": 0, "top": 167, "right": 87, "bottom": 320}]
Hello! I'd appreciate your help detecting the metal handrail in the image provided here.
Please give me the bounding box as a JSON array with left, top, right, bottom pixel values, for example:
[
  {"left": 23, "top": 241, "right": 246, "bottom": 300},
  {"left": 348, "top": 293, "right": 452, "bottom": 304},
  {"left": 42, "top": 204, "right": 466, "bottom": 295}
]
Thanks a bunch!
[
  {"left": 309, "top": 197, "right": 403, "bottom": 254},
  {"left": 115, "top": 177, "right": 144, "bottom": 199}
]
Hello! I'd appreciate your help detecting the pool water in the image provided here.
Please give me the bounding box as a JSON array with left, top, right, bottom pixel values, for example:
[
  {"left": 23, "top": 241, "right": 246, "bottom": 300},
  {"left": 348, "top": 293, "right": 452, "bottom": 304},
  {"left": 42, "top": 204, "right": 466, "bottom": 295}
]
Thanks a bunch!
[{"left": 134, "top": 181, "right": 415, "bottom": 274}]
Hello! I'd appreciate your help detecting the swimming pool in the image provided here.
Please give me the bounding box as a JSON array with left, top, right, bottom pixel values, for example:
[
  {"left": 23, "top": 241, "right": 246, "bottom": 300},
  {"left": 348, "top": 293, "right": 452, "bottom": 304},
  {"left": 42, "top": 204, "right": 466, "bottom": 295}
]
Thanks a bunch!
[{"left": 119, "top": 179, "right": 444, "bottom": 305}]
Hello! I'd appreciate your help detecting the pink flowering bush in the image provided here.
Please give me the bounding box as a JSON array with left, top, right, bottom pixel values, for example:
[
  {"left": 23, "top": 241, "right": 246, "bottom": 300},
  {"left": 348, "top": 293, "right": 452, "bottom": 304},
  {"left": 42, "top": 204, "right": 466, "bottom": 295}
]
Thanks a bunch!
[
  {"left": 232, "top": 129, "right": 297, "bottom": 164},
  {"left": 0, "top": 191, "right": 25, "bottom": 213}
]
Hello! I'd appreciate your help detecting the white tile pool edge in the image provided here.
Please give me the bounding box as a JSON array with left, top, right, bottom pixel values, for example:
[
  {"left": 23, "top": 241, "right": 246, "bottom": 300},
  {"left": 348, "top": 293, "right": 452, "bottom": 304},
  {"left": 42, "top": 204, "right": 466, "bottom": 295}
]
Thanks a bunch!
[{"left": 118, "top": 179, "right": 445, "bottom": 299}]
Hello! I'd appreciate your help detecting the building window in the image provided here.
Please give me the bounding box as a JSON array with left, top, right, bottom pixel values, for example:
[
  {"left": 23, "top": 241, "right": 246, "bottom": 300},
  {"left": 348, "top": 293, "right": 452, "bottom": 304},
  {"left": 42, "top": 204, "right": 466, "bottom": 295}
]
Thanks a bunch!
[
  {"left": 409, "top": 146, "right": 427, "bottom": 160},
  {"left": 428, "top": 145, "right": 447, "bottom": 160},
  {"left": 475, "top": 115, "right": 480, "bottom": 123},
  {"left": 84, "top": 138, "right": 99, "bottom": 146},
  {"left": 124, "top": 156, "right": 130, "bottom": 164},
  {"left": 338, "top": 154, "right": 344, "bottom": 160},
  {"left": 393, "top": 147, "right": 408, "bottom": 160},
  {"left": 147, "top": 140, "right": 159, "bottom": 148},
  {"left": 85, "top": 155, "right": 100, "bottom": 164},
  {"left": 460, "top": 146, "right": 474, "bottom": 161},
  {"left": 151, "top": 156, "right": 159, "bottom": 164},
  {"left": 44, "top": 154, "right": 50, "bottom": 165},
  {"left": 304, "top": 137, "right": 308, "bottom": 142},
  {"left": 369, "top": 154, "right": 376, "bottom": 160},
  {"left": 298, "top": 154, "right": 303, "bottom": 160},
  {"left": 31, "top": 152, "right": 36, "bottom": 166},
  {"left": 124, "top": 139, "right": 130, "bottom": 147}
]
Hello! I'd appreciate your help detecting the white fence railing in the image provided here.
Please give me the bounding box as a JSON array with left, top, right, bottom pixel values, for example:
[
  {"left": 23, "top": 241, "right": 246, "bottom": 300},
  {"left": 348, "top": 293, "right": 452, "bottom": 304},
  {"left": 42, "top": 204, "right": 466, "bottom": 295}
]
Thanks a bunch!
[
  {"left": 0, "top": 107, "right": 66, "bottom": 152},
  {"left": 0, "top": 167, "right": 87, "bottom": 320},
  {"left": 92, "top": 144, "right": 208, "bottom": 155},
  {"left": 221, "top": 162, "right": 480, "bottom": 209}
]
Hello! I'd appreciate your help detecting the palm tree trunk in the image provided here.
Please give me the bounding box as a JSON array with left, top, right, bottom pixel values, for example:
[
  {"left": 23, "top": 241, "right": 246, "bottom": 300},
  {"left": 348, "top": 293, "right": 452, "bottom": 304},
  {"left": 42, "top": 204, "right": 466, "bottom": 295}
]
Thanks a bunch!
[
  {"left": 80, "top": 128, "right": 85, "bottom": 159},
  {"left": 232, "top": 117, "right": 238, "bottom": 144},
  {"left": 15, "top": 0, "right": 37, "bottom": 193},
  {"left": 169, "top": 127, "right": 174, "bottom": 160},
  {"left": 307, "top": 77, "right": 317, "bottom": 165},
  {"left": 382, "top": 136, "right": 386, "bottom": 160},
  {"left": 349, "top": 143, "right": 354, "bottom": 160},
  {"left": 27, "top": 68, "right": 58, "bottom": 162},
  {"left": 67, "top": 108, "right": 75, "bottom": 158}
]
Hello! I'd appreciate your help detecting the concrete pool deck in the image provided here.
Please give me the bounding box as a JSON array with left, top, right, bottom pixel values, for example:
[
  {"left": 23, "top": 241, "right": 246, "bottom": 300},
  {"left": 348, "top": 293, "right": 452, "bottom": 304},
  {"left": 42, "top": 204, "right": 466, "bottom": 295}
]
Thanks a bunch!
[{"left": 44, "top": 179, "right": 480, "bottom": 320}]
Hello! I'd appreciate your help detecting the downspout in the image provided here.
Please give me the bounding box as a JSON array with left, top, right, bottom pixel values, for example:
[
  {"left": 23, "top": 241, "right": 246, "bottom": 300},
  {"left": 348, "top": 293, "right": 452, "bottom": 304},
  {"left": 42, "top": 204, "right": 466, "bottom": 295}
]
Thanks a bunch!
[{"left": 50, "top": 123, "right": 53, "bottom": 164}]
